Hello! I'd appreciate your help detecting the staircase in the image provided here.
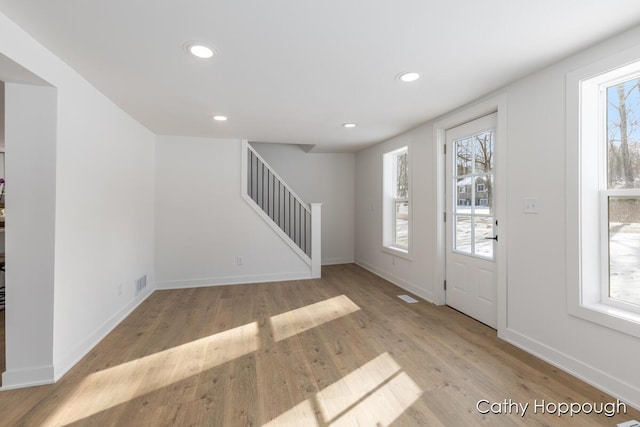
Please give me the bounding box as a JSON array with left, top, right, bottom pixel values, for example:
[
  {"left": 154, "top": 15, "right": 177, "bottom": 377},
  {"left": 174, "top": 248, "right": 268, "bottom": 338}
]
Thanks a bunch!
[{"left": 241, "top": 141, "right": 322, "bottom": 278}]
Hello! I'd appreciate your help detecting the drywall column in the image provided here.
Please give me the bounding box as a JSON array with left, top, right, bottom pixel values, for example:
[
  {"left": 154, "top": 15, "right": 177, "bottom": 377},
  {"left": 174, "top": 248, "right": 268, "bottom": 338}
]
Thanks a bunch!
[
  {"left": 2, "top": 82, "right": 57, "bottom": 388},
  {"left": 311, "top": 203, "right": 322, "bottom": 278}
]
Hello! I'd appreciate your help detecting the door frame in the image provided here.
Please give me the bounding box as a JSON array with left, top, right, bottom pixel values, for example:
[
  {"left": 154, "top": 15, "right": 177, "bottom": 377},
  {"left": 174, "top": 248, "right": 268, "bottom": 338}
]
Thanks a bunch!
[{"left": 433, "top": 93, "right": 508, "bottom": 336}]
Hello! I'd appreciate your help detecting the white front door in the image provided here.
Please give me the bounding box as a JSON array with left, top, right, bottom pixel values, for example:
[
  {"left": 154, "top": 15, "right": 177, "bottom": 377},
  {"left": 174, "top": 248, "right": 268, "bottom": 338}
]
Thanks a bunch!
[{"left": 445, "top": 113, "right": 498, "bottom": 328}]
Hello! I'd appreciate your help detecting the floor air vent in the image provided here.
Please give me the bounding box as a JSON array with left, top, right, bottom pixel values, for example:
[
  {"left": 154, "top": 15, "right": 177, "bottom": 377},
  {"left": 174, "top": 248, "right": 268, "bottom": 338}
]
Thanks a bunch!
[
  {"left": 135, "top": 275, "right": 147, "bottom": 295},
  {"left": 397, "top": 294, "right": 418, "bottom": 303}
]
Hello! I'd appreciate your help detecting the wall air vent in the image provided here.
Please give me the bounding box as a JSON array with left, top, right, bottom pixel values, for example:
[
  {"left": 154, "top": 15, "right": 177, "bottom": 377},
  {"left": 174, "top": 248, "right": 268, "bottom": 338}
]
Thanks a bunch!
[{"left": 135, "top": 275, "right": 147, "bottom": 295}]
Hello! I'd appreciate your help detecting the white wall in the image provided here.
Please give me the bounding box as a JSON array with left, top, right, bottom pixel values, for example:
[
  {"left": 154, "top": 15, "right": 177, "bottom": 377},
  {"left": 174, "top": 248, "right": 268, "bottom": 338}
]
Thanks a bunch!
[
  {"left": 496, "top": 28, "right": 640, "bottom": 408},
  {"left": 355, "top": 128, "right": 436, "bottom": 302},
  {"left": 251, "top": 142, "right": 355, "bottom": 265},
  {"left": 52, "top": 79, "right": 156, "bottom": 378},
  {"left": 155, "top": 136, "right": 309, "bottom": 288},
  {"left": 4, "top": 83, "right": 56, "bottom": 385},
  {"left": 355, "top": 25, "right": 640, "bottom": 407},
  {"left": 0, "top": 11, "right": 156, "bottom": 387}
]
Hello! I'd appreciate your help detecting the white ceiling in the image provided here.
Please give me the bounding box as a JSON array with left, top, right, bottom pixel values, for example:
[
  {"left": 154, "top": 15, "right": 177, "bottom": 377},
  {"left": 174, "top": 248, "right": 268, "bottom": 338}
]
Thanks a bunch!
[{"left": 1, "top": 1, "right": 640, "bottom": 152}]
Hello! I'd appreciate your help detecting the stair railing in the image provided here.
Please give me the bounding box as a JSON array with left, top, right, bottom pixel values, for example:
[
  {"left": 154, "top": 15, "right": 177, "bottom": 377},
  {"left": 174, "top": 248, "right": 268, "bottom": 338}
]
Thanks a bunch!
[{"left": 241, "top": 141, "right": 321, "bottom": 278}]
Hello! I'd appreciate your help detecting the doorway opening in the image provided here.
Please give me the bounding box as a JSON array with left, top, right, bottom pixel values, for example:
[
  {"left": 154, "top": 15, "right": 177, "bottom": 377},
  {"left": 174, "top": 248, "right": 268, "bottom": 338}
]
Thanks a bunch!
[
  {"left": 445, "top": 113, "right": 497, "bottom": 328},
  {"left": 433, "top": 94, "right": 508, "bottom": 334}
]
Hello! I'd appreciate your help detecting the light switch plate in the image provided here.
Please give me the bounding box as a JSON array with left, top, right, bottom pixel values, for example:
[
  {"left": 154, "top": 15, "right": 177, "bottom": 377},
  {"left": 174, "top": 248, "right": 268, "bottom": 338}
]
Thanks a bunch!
[{"left": 523, "top": 197, "right": 539, "bottom": 214}]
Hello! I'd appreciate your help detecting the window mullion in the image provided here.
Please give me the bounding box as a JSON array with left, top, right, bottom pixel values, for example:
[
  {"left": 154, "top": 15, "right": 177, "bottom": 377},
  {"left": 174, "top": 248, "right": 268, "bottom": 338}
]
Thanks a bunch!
[{"left": 471, "top": 139, "right": 476, "bottom": 254}]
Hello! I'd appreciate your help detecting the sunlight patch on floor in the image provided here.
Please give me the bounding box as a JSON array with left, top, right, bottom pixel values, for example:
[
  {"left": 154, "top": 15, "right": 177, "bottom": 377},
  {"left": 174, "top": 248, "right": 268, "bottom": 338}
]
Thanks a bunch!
[
  {"left": 43, "top": 321, "right": 260, "bottom": 426},
  {"left": 329, "top": 371, "right": 422, "bottom": 426},
  {"left": 316, "top": 352, "right": 401, "bottom": 420},
  {"left": 269, "top": 295, "right": 360, "bottom": 342},
  {"left": 262, "top": 399, "right": 319, "bottom": 427},
  {"left": 264, "top": 352, "right": 423, "bottom": 427}
]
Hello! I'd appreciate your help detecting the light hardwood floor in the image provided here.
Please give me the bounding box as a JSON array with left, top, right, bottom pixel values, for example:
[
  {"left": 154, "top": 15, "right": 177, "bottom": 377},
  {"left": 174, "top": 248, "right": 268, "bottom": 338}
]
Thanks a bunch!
[{"left": 0, "top": 264, "right": 638, "bottom": 426}]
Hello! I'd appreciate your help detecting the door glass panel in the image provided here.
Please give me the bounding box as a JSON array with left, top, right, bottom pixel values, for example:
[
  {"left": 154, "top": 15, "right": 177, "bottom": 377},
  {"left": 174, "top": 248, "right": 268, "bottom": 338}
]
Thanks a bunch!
[
  {"left": 474, "top": 217, "right": 494, "bottom": 258},
  {"left": 474, "top": 131, "right": 493, "bottom": 173},
  {"left": 608, "top": 197, "right": 640, "bottom": 306},
  {"left": 455, "top": 215, "right": 472, "bottom": 253},
  {"left": 456, "top": 178, "right": 472, "bottom": 212},
  {"left": 456, "top": 138, "right": 472, "bottom": 176},
  {"left": 452, "top": 129, "right": 495, "bottom": 260},
  {"left": 474, "top": 175, "right": 493, "bottom": 214}
]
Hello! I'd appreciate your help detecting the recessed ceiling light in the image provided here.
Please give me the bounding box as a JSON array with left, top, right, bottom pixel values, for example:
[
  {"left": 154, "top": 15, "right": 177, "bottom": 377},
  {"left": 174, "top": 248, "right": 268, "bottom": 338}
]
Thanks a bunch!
[
  {"left": 397, "top": 72, "right": 420, "bottom": 82},
  {"left": 213, "top": 115, "right": 228, "bottom": 121},
  {"left": 342, "top": 123, "right": 356, "bottom": 128},
  {"left": 186, "top": 43, "right": 215, "bottom": 59}
]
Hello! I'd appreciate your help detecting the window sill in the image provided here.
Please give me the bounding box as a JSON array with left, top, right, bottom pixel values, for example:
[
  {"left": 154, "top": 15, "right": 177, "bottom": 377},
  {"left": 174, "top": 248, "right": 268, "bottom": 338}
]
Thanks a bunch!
[
  {"left": 382, "top": 245, "right": 412, "bottom": 261},
  {"left": 569, "top": 301, "right": 640, "bottom": 339}
]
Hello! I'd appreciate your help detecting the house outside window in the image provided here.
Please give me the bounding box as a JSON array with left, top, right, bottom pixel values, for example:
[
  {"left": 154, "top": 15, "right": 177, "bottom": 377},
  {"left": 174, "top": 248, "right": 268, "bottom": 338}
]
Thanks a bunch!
[
  {"left": 568, "top": 51, "right": 640, "bottom": 337},
  {"left": 383, "top": 146, "right": 410, "bottom": 255}
]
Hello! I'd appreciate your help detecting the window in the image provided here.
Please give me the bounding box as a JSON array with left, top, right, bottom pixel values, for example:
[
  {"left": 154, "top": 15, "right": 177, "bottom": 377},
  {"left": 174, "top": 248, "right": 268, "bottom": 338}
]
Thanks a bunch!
[
  {"left": 383, "top": 146, "right": 410, "bottom": 254},
  {"left": 476, "top": 182, "right": 486, "bottom": 192},
  {"left": 603, "top": 72, "right": 640, "bottom": 311},
  {"left": 568, "top": 51, "right": 640, "bottom": 337}
]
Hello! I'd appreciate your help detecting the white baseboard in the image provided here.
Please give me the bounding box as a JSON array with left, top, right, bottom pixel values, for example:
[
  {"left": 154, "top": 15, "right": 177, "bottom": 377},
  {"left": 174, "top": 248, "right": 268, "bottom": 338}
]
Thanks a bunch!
[
  {"left": 52, "top": 287, "right": 154, "bottom": 383},
  {"left": 1, "top": 364, "right": 55, "bottom": 390},
  {"left": 355, "top": 259, "right": 434, "bottom": 303},
  {"left": 501, "top": 328, "right": 640, "bottom": 411},
  {"left": 157, "top": 271, "right": 312, "bottom": 290},
  {"left": 322, "top": 257, "right": 354, "bottom": 266}
]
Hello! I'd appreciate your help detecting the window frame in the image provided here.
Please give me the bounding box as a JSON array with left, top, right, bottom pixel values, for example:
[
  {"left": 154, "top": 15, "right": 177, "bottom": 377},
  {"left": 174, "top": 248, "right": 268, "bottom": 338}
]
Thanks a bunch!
[
  {"left": 567, "top": 47, "right": 640, "bottom": 338},
  {"left": 383, "top": 145, "right": 411, "bottom": 258}
]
